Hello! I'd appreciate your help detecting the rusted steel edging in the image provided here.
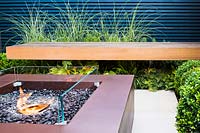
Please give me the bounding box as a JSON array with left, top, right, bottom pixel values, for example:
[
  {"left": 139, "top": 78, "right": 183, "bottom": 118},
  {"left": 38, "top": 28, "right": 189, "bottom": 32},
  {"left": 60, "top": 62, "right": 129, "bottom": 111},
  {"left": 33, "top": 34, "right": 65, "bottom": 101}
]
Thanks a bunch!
[{"left": 0, "top": 74, "right": 134, "bottom": 133}]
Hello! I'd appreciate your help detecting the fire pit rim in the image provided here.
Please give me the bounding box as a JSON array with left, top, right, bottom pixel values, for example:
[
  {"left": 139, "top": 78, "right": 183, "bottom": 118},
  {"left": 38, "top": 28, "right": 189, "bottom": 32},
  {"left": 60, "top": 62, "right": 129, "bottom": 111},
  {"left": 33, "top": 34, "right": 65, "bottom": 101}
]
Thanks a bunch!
[{"left": 0, "top": 74, "right": 134, "bottom": 133}]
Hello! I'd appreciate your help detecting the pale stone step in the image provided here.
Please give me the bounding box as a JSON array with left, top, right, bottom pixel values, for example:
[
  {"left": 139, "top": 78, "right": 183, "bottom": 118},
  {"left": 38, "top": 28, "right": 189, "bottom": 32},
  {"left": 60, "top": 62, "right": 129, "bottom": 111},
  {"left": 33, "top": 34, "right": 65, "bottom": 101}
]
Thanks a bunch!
[{"left": 132, "top": 90, "right": 178, "bottom": 133}]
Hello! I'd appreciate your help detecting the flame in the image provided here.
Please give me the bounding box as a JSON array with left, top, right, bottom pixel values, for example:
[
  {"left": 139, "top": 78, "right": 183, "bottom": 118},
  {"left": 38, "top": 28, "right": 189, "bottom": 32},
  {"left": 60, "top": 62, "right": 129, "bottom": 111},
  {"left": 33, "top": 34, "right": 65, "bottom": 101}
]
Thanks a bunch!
[{"left": 17, "top": 87, "right": 54, "bottom": 115}]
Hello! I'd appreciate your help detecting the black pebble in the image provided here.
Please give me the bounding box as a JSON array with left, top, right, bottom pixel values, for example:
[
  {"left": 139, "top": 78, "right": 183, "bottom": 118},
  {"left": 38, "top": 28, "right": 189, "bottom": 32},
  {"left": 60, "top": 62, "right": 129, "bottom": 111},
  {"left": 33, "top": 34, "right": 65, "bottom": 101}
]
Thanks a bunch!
[{"left": 0, "top": 87, "right": 96, "bottom": 125}]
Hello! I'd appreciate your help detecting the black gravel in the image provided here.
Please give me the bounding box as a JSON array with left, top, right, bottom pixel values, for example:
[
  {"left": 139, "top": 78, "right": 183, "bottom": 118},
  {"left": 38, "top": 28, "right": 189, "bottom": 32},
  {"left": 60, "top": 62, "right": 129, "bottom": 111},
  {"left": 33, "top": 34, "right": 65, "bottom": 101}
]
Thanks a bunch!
[{"left": 0, "top": 87, "right": 96, "bottom": 125}]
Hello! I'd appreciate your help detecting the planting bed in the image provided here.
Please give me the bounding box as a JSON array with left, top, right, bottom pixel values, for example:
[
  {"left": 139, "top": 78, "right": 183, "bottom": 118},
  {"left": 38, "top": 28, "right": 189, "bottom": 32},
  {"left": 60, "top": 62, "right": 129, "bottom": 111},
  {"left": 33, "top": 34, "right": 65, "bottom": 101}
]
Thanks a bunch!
[{"left": 0, "top": 74, "right": 134, "bottom": 133}]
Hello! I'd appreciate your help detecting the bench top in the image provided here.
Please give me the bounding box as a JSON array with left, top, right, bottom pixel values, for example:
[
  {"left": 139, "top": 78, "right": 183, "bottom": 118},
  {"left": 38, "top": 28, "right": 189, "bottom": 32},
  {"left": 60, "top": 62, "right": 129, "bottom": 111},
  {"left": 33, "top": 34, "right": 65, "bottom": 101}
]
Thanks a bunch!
[{"left": 6, "top": 42, "right": 200, "bottom": 60}]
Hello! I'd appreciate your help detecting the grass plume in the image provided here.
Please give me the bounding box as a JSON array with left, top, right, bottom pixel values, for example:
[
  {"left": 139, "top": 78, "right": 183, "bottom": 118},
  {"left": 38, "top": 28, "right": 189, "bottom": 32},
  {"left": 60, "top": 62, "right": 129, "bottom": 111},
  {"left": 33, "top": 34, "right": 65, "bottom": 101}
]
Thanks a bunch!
[{"left": 2, "top": 1, "right": 160, "bottom": 44}]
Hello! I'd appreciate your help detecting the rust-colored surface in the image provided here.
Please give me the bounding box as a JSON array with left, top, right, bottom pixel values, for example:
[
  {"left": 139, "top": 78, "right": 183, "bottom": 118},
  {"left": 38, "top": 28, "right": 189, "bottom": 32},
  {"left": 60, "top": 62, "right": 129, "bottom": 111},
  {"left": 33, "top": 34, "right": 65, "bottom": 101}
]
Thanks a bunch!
[
  {"left": 0, "top": 75, "right": 134, "bottom": 133},
  {"left": 0, "top": 74, "right": 94, "bottom": 94},
  {"left": 0, "top": 74, "right": 17, "bottom": 94},
  {"left": 6, "top": 42, "right": 200, "bottom": 60}
]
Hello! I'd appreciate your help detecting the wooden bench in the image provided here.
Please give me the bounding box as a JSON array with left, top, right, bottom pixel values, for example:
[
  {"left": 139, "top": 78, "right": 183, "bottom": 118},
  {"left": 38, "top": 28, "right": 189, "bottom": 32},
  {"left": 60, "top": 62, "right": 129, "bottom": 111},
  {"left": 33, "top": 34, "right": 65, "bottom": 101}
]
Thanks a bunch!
[{"left": 6, "top": 42, "right": 200, "bottom": 60}]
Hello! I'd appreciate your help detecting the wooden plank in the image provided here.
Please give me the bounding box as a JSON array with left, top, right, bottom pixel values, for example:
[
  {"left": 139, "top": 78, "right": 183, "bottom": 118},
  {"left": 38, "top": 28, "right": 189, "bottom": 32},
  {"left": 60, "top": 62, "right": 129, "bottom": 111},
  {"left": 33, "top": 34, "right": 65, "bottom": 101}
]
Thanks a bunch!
[{"left": 6, "top": 42, "right": 200, "bottom": 60}]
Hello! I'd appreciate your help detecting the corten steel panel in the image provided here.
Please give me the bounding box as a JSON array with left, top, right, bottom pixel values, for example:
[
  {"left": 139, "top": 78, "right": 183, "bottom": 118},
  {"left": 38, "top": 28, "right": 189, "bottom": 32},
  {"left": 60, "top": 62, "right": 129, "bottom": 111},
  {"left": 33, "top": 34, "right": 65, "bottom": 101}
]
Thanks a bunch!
[
  {"left": 0, "top": 75, "right": 134, "bottom": 133},
  {"left": 6, "top": 42, "right": 200, "bottom": 60}
]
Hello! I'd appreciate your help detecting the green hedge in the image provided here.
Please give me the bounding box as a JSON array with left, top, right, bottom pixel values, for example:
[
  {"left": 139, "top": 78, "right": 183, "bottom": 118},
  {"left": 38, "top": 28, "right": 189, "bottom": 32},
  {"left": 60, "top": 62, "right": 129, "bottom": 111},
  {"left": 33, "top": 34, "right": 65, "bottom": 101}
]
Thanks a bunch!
[
  {"left": 176, "top": 60, "right": 200, "bottom": 133},
  {"left": 175, "top": 60, "right": 200, "bottom": 89}
]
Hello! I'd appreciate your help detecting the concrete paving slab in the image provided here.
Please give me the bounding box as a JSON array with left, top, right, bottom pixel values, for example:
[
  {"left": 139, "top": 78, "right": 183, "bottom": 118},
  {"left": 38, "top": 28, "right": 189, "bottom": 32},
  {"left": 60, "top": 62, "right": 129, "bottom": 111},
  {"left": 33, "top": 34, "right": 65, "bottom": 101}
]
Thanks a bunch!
[{"left": 132, "top": 90, "right": 178, "bottom": 133}]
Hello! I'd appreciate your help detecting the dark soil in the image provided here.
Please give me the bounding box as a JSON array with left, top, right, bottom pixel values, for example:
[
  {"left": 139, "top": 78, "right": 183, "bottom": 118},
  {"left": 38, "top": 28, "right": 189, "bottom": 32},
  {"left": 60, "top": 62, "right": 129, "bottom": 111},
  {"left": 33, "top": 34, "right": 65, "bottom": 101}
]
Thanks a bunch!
[{"left": 0, "top": 87, "right": 96, "bottom": 125}]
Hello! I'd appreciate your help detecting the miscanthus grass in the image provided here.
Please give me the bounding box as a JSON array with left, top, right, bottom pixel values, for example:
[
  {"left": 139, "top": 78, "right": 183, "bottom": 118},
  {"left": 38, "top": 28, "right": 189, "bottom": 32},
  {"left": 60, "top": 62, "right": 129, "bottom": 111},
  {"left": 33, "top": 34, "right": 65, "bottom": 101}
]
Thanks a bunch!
[{"left": 2, "top": 0, "right": 160, "bottom": 44}]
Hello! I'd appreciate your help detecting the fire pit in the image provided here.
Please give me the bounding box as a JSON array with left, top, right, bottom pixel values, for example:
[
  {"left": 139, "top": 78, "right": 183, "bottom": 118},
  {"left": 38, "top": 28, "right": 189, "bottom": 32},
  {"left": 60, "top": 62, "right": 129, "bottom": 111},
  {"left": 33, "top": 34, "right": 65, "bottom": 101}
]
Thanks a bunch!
[{"left": 0, "top": 66, "right": 134, "bottom": 133}]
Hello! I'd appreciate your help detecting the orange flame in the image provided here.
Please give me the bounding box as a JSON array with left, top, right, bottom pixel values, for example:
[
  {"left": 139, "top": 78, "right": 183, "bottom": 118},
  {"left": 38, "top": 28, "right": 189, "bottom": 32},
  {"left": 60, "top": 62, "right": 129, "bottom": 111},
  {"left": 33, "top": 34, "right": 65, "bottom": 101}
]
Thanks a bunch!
[{"left": 17, "top": 87, "right": 54, "bottom": 115}]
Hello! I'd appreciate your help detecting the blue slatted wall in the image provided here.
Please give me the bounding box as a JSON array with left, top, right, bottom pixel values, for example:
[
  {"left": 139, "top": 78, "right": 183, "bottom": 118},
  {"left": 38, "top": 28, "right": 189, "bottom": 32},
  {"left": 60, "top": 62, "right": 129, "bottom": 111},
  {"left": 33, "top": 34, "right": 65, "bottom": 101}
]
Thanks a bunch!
[{"left": 0, "top": 0, "right": 200, "bottom": 50}]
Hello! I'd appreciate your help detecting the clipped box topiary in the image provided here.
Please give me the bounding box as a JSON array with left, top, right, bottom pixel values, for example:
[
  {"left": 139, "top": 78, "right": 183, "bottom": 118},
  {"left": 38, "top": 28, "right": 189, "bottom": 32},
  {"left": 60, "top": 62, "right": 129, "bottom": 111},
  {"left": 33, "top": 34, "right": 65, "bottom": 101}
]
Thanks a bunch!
[
  {"left": 175, "top": 60, "right": 200, "bottom": 89},
  {"left": 176, "top": 65, "right": 200, "bottom": 133}
]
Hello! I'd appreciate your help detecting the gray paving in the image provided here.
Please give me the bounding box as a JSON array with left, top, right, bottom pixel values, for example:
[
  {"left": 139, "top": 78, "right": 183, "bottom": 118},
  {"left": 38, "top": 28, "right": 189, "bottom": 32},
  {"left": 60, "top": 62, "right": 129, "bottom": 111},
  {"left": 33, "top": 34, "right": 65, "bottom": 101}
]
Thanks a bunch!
[{"left": 132, "top": 90, "right": 178, "bottom": 133}]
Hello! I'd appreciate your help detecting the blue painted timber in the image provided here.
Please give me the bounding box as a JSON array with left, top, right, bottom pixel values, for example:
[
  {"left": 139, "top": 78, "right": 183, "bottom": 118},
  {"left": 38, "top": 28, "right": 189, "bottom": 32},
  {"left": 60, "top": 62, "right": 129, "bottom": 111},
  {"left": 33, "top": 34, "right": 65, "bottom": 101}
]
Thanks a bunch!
[{"left": 0, "top": 0, "right": 200, "bottom": 51}]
